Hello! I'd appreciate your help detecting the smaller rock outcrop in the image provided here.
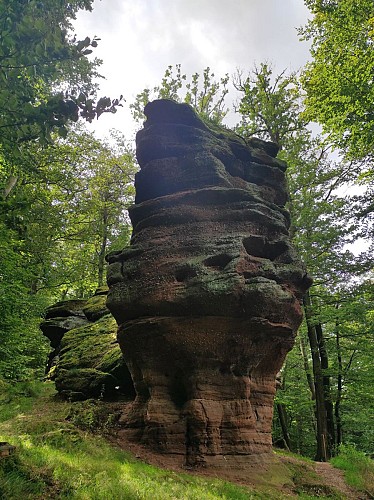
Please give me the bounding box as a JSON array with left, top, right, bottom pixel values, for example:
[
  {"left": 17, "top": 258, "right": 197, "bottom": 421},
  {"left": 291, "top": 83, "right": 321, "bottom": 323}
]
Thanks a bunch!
[{"left": 40, "top": 288, "right": 135, "bottom": 400}]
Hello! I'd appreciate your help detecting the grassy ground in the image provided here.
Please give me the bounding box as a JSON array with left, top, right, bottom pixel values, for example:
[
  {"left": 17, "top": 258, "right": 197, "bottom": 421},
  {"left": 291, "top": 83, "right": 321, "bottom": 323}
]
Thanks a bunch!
[
  {"left": 0, "top": 381, "right": 372, "bottom": 499},
  {"left": 0, "top": 381, "right": 261, "bottom": 499}
]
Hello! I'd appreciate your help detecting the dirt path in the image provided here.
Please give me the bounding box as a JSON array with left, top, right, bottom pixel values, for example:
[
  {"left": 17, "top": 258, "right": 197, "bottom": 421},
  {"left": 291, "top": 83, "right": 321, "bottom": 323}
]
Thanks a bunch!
[{"left": 314, "top": 461, "right": 368, "bottom": 499}]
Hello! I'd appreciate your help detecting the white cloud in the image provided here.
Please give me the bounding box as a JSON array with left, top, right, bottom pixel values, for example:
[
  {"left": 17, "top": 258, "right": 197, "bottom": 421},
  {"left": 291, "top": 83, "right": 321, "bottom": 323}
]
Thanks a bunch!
[{"left": 73, "top": 0, "right": 311, "bottom": 138}]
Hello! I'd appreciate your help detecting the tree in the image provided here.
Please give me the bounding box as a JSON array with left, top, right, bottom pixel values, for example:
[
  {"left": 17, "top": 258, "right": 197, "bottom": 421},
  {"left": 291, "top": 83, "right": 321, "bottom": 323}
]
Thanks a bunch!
[
  {"left": 0, "top": 0, "right": 122, "bottom": 199},
  {"left": 59, "top": 128, "right": 136, "bottom": 291},
  {"left": 300, "top": 0, "right": 374, "bottom": 161},
  {"left": 327, "top": 284, "right": 374, "bottom": 454},
  {"left": 234, "top": 64, "right": 305, "bottom": 148},
  {"left": 0, "top": 221, "right": 50, "bottom": 380},
  {"left": 0, "top": 0, "right": 130, "bottom": 381},
  {"left": 130, "top": 64, "right": 229, "bottom": 125},
  {"left": 13, "top": 127, "right": 136, "bottom": 295},
  {"left": 273, "top": 335, "right": 317, "bottom": 457}
]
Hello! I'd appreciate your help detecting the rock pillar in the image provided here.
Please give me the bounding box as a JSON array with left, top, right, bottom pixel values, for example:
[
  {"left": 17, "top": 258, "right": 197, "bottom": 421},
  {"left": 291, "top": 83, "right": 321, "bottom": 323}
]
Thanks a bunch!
[{"left": 106, "top": 99, "right": 311, "bottom": 467}]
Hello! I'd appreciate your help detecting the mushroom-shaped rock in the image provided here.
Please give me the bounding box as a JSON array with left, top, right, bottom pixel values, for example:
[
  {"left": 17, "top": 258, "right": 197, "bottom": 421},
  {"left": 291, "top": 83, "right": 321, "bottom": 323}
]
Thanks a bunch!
[{"left": 106, "top": 99, "right": 311, "bottom": 468}]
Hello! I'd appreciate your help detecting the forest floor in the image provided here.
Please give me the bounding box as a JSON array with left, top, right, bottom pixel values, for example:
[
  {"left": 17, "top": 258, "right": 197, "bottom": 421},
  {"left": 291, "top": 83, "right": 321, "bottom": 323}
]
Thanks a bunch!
[{"left": 0, "top": 382, "right": 373, "bottom": 499}]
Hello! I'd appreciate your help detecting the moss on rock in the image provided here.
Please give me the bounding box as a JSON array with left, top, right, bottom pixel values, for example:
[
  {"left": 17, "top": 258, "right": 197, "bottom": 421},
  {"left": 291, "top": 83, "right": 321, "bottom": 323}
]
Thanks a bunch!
[
  {"left": 55, "top": 368, "right": 118, "bottom": 398},
  {"left": 58, "top": 316, "right": 118, "bottom": 369},
  {"left": 41, "top": 293, "right": 135, "bottom": 400},
  {"left": 54, "top": 315, "right": 134, "bottom": 399},
  {"left": 82, "top": 294, "right": 110, "bottom": 322}
]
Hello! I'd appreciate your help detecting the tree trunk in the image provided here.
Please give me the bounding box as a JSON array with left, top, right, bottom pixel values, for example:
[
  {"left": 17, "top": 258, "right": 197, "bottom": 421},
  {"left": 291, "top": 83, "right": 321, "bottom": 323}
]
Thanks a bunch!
[
  {"left": 299, "top": 331, "right": 316, "bottom": 400},
  {"left": 303, "top": 291, "right": 329, "bottom": 461},
  {"left": 2, "top": 175, "right": 18, "bottom": 199},
  {"left": 276, "top": 403, "right": 292, "bottom": 451},
  {"left": 97, "top": 207, "right": 108, "bottom": 288},
  {"left": 335, "top": 311, "right": 343, "bottom": 448},
  {"left": 315, "top": 321, "right": 336, "bottom": 454},
  {"left": 296, "top": 415, "right": 303, "bottom": 454}
]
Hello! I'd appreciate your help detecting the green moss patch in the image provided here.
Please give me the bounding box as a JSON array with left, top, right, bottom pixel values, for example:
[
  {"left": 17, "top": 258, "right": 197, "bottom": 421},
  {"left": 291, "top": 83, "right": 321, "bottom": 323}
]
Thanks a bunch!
[
  {"left": 55, "top": 368, "right": 118, "bottom": 399},
  {"left": 58, "top": 316, "right": 119, "bottom": 370},
  {"left": 55, "top": 316, "right": 134, "bottom": 399},
  {"left": 82, "top": 294, "right": 110, "bottom": 321}
]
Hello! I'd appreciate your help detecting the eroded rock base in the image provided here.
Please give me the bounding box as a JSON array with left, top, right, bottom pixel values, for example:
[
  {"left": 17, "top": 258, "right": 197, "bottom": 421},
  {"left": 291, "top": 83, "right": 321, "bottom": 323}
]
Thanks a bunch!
[{"left": 117, "top": 316, "right": 293, "bottom": 467}]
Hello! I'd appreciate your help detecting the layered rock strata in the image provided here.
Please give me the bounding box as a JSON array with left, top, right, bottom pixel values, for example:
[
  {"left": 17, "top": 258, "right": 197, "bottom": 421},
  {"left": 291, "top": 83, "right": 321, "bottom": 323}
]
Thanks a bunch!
[
  {"left": 106, "top": 99, "right": 311, "bottom": 467},
  {"left": 40, "top": 288, "right": 134, "bottom": 400}
]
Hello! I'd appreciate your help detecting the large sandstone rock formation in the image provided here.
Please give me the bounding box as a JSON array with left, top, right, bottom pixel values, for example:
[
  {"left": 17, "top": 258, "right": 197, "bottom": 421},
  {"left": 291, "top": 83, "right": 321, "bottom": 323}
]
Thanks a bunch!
[
  {"left": 106, "top": 99, "right": 311, "bottom": 468},
  {"left": 40, "top": 288, "right": 134, "bottom": 400}
]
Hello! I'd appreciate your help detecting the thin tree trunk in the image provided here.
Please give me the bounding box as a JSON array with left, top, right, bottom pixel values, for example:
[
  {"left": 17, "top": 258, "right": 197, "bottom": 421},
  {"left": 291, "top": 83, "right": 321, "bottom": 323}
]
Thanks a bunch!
[
  {"left": 2, "top": 175, "right": 18, "bottom": 199},
  {"left": 97, "top": 208, "right": 108, "bottom": 288},
  {"left": 303, "top": 291, "right": 329, "bottom": 461},
  {"left": 296, "top": 415, "right": 303, "bottom": 454},
  {"left": 276, "top": 403, "right": 292, "bottom": 451},
  {"left": 97, "top": 236, "right": 107, "bottom": 287},
  {"left": 315, "top": 322, "right": 336, "bottom": 454},
  {"left": 335, "top": 309, "right": 343, "bottom": 448},
  {"left": 30, "top": 279, "right": 38, "bottom": 295},
  {"left": 299, "top": 332, "right": 316, "bottom": 400}
]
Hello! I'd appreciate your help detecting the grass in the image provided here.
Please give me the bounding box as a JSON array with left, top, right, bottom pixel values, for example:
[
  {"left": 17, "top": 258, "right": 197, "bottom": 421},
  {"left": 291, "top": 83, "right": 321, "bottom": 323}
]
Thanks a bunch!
[
  {"left": 330, "top": 444, "right": 374, "bottom": 497},
  {"left": 0, "top": 381, "right": 257, "bottom": 499},
  {"left": 274, "top": 449, "right": 314, "bottom": 464}
]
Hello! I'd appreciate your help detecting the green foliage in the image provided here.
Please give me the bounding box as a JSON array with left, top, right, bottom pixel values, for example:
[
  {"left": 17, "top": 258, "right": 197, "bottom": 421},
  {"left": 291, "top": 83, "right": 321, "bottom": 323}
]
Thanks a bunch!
[
  {"left": 3, "top": 126, "right": 136, "bottom": 295},
  {"left": 0, "top": 0, "right": 131, "bottom": 383},
  {"left": 130, "top": 64, "right": 229, "bottom": 125},
  {"left": 273, "top": 337, "right": 316, "bottom": 457},
  {"left": 301, "top": 0, "right": 374, "bottom": 160},
  {"left": 0, "top": 222, "right": 50, "bottom": 380},
  {"left": 331, "top": 285, "right": 374, "bottom": 453},
  {"left": 0, "top": 0, "right": 122, "bottom": 168},
  {"left": 275, "top": 287, "right": 374, "bottom": 459},
  {"left": 35, "top": 127, "right": 137, "bottom": 294},
  {"left": 0, "top": 125, "right": 136, "bottom": 382},
  {"left": 234, "top": 63, "right": 305, "bottom": 148},
  {"left": 285, "top": 138, "right": 361, "bottom": 287},
  {"left": 67, "top": 399, "right": 121, "bottom": 433},
  {"left": 301, "top": 0, "right": 374, "bottom": 252},
  {"left": 0, "top": 380, "right": 44, "bottom": 410}
]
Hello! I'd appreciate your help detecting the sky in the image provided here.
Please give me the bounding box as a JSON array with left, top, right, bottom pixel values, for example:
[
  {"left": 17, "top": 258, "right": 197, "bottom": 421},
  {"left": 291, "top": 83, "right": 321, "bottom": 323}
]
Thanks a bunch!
[{"left": 74, "top": 0, "right": 312, "bottom": 140}]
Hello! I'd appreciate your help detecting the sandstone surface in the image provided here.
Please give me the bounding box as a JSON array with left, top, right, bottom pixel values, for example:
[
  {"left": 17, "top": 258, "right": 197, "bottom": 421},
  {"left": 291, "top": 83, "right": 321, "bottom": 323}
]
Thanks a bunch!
[{"left": 106, "top": 99, "right": 311, "bottom": 467}]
